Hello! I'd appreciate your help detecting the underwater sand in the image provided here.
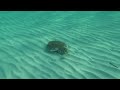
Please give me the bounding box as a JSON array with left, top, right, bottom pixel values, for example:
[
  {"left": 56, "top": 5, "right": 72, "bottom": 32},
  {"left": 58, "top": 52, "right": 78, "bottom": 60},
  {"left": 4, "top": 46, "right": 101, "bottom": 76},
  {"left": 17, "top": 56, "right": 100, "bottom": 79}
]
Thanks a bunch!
[{"left": 0, "top": 11, "right": 120, "bottom": 79}]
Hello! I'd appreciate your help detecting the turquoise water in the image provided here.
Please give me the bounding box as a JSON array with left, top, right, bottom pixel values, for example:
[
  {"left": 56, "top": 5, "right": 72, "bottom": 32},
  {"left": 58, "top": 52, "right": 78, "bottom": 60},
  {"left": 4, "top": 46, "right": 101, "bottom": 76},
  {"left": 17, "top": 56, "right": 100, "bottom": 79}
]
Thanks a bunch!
[{"left": 0, "top": 11, "right": 120, "bottom": 79}]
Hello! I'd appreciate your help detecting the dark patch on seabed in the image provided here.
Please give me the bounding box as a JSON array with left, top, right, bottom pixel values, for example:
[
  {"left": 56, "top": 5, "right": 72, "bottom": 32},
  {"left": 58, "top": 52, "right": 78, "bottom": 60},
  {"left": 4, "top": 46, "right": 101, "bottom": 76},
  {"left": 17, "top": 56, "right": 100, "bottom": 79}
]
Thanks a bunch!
[{"left": 46, "top": 41, "right": 68, "bottom": 55}]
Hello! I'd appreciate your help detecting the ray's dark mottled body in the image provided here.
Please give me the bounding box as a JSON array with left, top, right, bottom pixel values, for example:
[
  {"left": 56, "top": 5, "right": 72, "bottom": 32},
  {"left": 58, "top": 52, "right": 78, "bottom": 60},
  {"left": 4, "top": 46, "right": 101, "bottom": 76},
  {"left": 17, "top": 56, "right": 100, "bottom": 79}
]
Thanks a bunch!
[{"left": 46, "top": 41, "right": 68, "bottom": 55}]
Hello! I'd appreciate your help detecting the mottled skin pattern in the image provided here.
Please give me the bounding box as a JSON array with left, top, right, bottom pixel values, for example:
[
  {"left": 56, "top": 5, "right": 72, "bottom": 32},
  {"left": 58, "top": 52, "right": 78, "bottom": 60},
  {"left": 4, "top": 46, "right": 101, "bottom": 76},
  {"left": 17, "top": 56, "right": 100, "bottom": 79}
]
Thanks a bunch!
[{"left": 46, "top": 41, "right": 68, "bottom": 55}]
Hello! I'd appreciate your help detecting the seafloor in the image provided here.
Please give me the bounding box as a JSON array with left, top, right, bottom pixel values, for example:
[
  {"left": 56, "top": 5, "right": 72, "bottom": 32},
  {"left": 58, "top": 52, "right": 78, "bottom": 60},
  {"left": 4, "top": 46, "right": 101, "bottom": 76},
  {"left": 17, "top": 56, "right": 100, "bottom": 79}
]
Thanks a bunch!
[{"left": 0, "top": 11, "right": 120, "bottom": 79}]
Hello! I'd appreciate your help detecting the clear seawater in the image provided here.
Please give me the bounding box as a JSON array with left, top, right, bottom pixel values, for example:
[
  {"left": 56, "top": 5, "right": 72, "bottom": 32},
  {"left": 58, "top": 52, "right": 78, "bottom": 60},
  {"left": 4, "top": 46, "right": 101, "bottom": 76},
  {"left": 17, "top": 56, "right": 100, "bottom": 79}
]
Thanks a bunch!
[{"left": 0, "top": 11, "right": 120, "bottom": 79}]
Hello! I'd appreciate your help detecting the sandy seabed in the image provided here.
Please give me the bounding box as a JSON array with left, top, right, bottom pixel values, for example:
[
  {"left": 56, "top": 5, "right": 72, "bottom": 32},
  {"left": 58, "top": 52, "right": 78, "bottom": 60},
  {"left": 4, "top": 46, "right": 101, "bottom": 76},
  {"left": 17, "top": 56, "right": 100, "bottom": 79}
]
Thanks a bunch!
[{"left": 0, "top": 11, "right": 120, "bottom": 79}]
